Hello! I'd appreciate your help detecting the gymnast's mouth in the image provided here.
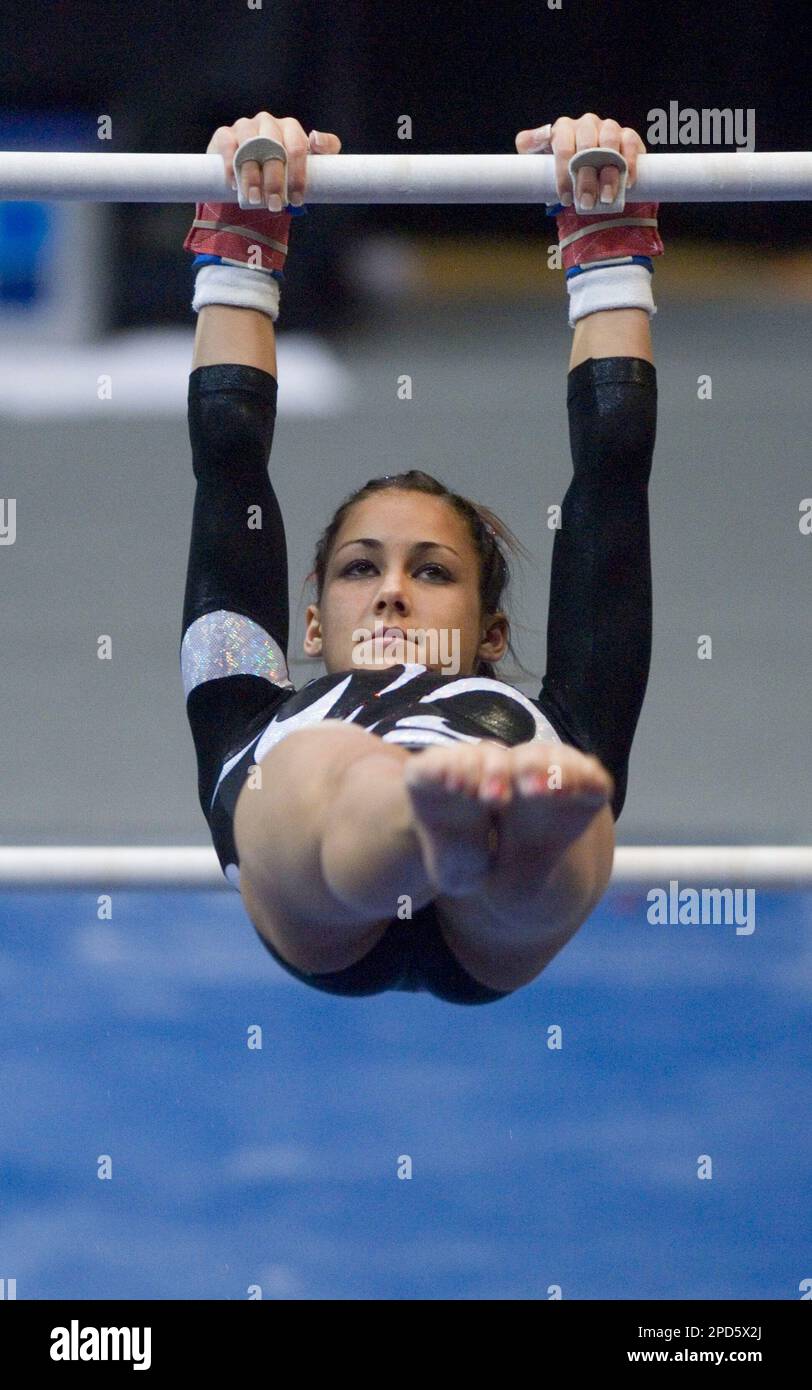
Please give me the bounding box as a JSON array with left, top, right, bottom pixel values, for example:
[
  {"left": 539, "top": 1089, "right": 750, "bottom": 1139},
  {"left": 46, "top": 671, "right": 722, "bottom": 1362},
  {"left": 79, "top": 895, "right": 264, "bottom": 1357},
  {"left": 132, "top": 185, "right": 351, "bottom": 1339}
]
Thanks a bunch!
[{"left": 368, "top": 623, "right": 408, "bottom": 642}]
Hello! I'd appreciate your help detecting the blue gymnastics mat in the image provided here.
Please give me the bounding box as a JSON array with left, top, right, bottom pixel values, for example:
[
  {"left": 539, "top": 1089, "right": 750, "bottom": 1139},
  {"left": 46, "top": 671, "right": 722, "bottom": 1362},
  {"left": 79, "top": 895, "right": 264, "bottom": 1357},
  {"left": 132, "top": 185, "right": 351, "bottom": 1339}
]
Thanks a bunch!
[{"left": 0, "top": 885, "right": 808, "bottom": 1300}]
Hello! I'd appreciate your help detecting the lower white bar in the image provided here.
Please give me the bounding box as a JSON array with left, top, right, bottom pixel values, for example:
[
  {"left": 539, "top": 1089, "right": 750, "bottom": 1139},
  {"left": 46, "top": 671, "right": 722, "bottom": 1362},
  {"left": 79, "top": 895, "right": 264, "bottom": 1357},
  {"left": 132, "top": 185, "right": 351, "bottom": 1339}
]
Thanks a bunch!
[
  {"left": 0, "top": 151, "right": 811, "bottom": 204},
  {"left": 0, "top": 846, "right": 810, "bottom": 886}
]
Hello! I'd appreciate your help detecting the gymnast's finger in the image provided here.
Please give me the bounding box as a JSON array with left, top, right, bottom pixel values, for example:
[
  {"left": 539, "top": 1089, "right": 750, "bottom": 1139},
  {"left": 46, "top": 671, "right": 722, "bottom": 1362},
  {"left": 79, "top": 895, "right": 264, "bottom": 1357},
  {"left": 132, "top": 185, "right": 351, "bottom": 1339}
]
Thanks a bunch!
[
  {"left": 620, "top": 126, "right": 646, "bottom": 189},
  {"left": 227, "top": 114, "right": 271, "bottom": 206},
  {"left": 252, "top": 111, "right": 290, "bottom": 209},
  {"left": 205, "top": 125, "right": 240, "bottom": 192},
  {"left": 572, "top": 112, "right": 603, "bottom": 209},
  {"left": 595, "top": 118, "right": 623, "bottom": 205},
  {"left": 550, "top": 115, "right": 577, "bottom": 205},
  {"left": 515, "top": 122, "right": 553, "bottom": 153}
]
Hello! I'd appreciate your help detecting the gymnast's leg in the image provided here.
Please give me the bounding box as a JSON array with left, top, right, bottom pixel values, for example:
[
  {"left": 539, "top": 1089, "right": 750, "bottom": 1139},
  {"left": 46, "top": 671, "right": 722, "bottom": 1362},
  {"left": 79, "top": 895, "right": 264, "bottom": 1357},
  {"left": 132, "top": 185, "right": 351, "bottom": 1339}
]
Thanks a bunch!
[
  {"left": 233, "top": 723, "right": 436, "bottom": 975},
  {"left": 236, "top": 722, "right": 615, "bottom": 995},
  {"left": 403, "top": 738, "right": 617, "bottom": 994}
]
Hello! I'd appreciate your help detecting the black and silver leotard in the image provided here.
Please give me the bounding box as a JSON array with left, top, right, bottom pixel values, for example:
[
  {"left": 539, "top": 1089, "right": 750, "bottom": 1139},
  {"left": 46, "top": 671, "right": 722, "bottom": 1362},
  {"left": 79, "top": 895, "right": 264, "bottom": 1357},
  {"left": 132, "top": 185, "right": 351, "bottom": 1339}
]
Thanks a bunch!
[{"left": 180, "top": 356, "right": 656, "bottom": 1000}]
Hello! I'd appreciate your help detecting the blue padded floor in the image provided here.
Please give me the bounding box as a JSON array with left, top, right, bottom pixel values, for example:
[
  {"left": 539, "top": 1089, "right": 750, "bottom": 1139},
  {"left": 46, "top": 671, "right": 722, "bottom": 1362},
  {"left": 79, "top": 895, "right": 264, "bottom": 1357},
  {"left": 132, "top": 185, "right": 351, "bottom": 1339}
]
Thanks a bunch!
[{"left": 0, "top": 885, "right": 809, "bottom": 1300}]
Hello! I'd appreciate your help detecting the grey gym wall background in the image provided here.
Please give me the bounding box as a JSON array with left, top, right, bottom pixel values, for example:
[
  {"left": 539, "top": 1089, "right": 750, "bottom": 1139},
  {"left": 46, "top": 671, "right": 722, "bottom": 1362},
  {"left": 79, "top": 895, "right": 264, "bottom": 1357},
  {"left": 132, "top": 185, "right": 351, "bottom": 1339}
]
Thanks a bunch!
[{"left": 0, "top": 1, "right": 809, "bottom": 848}]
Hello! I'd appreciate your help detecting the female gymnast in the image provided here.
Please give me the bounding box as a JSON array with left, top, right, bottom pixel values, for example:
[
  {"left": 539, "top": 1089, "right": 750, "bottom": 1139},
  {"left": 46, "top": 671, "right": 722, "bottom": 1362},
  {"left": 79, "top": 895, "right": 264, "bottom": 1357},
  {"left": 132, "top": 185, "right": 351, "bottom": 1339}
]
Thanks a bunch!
[{"left": 180, "top": 110, "right": 659, "bottom": 1005}]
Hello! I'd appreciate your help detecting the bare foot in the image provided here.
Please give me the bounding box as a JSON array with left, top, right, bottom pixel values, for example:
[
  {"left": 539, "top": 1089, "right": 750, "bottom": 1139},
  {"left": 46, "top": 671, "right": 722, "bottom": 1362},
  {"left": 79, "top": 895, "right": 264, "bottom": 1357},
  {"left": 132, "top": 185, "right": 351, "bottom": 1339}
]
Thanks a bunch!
[
  {"left": 488, "top": 741, "right": 613, "bottom": 896},
  {"left": 403, "top": 740, "right": 613, "bottom": 898},
  {"left": 401, "top": 742, "right": 511, "bottom": 895}
]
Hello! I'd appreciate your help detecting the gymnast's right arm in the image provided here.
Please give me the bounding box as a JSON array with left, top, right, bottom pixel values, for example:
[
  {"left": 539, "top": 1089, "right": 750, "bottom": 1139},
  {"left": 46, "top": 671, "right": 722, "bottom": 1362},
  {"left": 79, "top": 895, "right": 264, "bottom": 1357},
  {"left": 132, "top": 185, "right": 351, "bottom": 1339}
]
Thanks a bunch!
[
  {"left": 181, "top": 338, "right": 293, "bottom": 826},
  {"left": 180, "top": 114, "right": 343, "bottom": 838}
]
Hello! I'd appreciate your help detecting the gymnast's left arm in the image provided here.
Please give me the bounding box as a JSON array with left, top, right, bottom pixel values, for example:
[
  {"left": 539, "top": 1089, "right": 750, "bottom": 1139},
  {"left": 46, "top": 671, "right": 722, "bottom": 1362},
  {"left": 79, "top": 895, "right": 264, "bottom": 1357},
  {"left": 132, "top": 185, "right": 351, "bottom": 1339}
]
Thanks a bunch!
[
  {"left": 515, "top": 114, "right": 657, "bottom": 368},
  {"left": 515, "top": 114, "right": 661, "bottom": 819}
]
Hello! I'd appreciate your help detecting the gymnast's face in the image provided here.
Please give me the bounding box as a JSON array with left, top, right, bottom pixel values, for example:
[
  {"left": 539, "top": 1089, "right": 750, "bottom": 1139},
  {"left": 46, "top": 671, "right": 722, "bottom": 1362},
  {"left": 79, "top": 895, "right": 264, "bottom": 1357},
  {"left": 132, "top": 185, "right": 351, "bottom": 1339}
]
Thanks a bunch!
[{"left": 303, "top": 491, "right": 509, "bottom": 678}]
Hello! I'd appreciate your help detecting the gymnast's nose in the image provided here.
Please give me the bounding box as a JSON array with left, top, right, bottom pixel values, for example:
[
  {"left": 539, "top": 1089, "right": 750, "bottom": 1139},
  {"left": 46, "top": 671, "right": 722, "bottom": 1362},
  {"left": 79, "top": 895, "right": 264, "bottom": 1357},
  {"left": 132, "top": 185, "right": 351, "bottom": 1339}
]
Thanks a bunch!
[{"left": 373, "top": 583, "right": 410, "bottom": 623}]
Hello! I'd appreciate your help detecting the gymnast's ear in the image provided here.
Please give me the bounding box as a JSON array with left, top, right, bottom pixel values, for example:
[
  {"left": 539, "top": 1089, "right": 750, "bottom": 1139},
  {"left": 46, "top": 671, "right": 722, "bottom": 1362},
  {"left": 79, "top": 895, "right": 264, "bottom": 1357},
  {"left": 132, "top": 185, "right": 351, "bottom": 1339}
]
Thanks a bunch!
[
  {"left": 479, "top": 611, "right": 510, "bottom": 665},
  {"left": 303, "top": 603, "right": 323, "bottom": 657}
]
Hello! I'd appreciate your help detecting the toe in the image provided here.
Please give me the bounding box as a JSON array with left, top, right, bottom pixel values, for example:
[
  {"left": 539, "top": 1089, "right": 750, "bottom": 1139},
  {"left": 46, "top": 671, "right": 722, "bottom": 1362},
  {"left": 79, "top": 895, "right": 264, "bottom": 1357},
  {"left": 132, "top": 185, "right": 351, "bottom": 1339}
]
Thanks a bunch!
[{"left": 402, "top": 749, "right": 451, "bottom": 786}]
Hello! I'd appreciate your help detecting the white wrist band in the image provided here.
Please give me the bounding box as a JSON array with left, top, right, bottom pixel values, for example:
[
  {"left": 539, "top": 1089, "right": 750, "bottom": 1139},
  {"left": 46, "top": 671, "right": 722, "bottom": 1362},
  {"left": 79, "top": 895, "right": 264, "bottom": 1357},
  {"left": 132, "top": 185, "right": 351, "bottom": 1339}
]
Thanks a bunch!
[
  {"left": 566, "top": 262, "right": 656, "bottom": 328},
  {"left": 191, "top": 263, "right": 281, "bottom": 322}
]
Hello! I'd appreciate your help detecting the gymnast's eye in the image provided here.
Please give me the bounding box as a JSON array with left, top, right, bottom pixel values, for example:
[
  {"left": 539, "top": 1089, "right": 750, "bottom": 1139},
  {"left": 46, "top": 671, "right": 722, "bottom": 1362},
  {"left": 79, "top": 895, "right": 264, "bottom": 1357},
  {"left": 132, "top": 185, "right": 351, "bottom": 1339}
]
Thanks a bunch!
[{"left": 341, "top": 560, "right": 451, "bottom": 580}]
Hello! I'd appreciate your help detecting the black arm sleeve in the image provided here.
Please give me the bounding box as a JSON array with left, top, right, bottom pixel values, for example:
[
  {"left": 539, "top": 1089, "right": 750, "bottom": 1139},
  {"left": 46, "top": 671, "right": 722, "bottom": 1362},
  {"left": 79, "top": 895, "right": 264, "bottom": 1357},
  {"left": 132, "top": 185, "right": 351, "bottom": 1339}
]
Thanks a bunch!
[
  {"left": 181, "top": 363, "right": 295, "bottom": 826},
  {"left": 538, "top": 356, "right": 657, "bottom": 821}
]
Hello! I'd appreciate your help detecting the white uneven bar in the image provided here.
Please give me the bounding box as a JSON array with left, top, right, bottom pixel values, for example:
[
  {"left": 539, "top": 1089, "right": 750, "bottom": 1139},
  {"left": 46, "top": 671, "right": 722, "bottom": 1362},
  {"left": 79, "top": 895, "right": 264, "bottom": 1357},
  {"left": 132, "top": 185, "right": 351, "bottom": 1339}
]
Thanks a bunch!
[
  {"left": 0, "top": 846, "right": 810, "bottom": 887},
  {"left": 0, "top": 151, "right": 811, "bottom": 204}
]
